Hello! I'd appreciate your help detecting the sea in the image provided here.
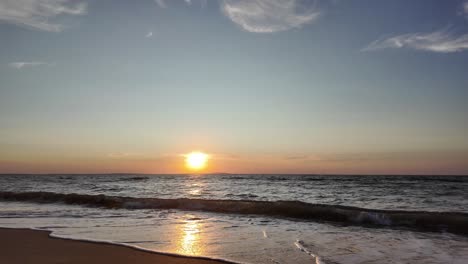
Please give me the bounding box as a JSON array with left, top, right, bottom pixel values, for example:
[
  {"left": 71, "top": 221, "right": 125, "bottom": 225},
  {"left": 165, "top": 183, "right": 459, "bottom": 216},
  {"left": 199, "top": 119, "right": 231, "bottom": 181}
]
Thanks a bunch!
[{"left": 0, "top": 174, "right": 467, "bottom": 264}]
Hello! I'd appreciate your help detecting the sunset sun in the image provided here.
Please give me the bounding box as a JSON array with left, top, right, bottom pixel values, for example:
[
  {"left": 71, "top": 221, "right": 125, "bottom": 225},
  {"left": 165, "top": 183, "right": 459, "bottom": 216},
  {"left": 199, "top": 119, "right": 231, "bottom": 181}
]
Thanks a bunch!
[{"left": 185, "top": 152, "right": 209, "bottom": 171}]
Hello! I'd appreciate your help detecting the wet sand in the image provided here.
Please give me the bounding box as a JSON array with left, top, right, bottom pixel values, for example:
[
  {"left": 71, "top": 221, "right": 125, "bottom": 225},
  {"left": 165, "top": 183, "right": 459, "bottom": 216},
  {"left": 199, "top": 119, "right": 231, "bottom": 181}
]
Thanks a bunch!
[{"left": 0, "top": 228, "right": 230, "bottom": 264}]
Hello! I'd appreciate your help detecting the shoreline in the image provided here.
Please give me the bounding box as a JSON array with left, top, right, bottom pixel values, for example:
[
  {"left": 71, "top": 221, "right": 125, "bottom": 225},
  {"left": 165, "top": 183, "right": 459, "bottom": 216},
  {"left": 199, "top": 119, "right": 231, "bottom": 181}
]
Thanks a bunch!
[{"left": 0, "top": 227, "right": 236, "bottom": 264}]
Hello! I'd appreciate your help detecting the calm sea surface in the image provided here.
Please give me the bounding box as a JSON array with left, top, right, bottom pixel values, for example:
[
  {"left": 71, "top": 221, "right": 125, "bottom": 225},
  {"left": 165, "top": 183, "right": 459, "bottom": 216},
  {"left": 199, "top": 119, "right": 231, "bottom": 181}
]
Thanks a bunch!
[{"left": 1, "top": 174, "right": 468, "bottom": 263}]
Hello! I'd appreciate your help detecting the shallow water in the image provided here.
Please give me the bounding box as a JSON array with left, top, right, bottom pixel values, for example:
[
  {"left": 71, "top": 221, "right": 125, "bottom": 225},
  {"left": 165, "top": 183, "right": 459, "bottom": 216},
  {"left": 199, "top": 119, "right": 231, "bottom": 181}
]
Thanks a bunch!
[{"left": 1, "top": 174, "right": 468, "bottom": 263}]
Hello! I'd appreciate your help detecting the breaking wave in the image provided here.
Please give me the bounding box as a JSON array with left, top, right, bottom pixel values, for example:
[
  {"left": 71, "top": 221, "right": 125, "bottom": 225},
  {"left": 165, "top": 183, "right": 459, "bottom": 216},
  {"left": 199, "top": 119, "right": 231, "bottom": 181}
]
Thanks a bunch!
[{"left": 1, "top": 191, "right": 467, "bottom": 235}]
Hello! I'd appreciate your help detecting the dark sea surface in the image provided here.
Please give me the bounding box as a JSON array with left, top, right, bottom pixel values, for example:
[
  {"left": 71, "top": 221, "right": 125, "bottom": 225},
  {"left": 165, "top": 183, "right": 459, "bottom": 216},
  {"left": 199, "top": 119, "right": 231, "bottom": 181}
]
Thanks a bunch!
[{"left": 1, "top": 174, "right": 467, "bottom": 264}]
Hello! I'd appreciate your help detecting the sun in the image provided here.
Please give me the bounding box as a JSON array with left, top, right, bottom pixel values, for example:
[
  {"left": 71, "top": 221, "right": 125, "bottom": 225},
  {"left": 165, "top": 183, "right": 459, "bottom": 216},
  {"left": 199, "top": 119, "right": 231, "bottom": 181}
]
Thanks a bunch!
[{"left": 185, "top": 152, "right": 209, "bottom": 171}]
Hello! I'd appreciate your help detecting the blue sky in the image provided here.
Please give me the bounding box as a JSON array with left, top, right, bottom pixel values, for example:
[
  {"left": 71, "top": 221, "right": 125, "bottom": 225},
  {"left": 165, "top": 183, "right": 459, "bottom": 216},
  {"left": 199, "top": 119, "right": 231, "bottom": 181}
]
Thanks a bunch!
[{"left": 0, "top": 0, "right": 467, "bottom": 174}]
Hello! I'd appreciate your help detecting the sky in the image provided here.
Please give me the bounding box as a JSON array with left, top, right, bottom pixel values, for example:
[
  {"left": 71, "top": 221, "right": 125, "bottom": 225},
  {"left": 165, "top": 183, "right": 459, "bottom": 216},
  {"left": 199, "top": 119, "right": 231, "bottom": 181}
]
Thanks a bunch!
[{"left": 0, "top": 0, "right": 467, "bottom": 174}]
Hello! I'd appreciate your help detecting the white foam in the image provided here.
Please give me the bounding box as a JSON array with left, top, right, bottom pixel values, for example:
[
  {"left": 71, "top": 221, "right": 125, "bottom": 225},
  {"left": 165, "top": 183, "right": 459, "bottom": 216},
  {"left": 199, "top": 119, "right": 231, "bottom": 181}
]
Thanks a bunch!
[
  {"left": 294, "top": 240, "right": 325, "bottom": 264},
  {"left": 354, "top": 212, "right": 392, "bottom": 225}
]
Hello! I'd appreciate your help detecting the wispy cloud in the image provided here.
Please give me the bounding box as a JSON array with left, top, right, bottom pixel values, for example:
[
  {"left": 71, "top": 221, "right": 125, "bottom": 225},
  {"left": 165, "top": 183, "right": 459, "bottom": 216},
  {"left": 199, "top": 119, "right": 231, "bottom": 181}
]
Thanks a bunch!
[
  {"left": 8, "top": 61, "right": 52, "bottom": 69},
  {"left": 155, "top": 0, "right": 207, "bottom": 8},
  {"left": 363, "top": 29, "right": 468, "bottom": 53},
  {"left": 221, "top": 0, "right": 321, "bottom": 33},
  {"left": 107, "top": 152, "right": 143, "bottom": 159},
  {"left": 284, "top": 154, "right": 323, "bottom": 161},
  {"left": 464, "top": 1, "right": 468, "bottom": 16},
  {"left": 145, "top": 31, "right": 153, "bottom": 38},
  {"left": 0, "top": 0, "right": 87, "bottom": 32},
  {"left": 154, "top": 0, "right": 167, "bottom": 8}
]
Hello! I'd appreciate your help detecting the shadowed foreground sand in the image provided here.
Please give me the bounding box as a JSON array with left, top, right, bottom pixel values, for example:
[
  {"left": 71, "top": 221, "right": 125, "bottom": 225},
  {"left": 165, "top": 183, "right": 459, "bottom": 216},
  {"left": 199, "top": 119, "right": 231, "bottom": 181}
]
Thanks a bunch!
[{"left": 0, "top": 228, "right": 230, "bottom": 264}]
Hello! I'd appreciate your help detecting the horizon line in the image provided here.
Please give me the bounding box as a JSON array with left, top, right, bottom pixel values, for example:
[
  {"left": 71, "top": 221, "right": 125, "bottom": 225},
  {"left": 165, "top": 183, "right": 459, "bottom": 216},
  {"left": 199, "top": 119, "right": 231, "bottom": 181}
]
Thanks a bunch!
[{"left": 0, "top": 173, "right": 467, "bottom": 176}]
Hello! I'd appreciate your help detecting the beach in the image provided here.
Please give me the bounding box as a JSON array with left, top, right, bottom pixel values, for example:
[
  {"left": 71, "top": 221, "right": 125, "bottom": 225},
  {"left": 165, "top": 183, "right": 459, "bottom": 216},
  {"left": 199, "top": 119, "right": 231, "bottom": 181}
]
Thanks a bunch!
[{"left": 0, "top": 228, "right": 228, "bottom": 264}]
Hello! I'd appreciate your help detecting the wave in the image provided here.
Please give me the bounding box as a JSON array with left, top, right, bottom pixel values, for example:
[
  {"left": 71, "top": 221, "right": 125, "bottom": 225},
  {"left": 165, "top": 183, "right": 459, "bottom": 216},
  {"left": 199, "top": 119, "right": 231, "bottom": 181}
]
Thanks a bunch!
[
  {"left": 1, "top": 191, "right": 467, "bottom": 235},
  {"left": 117, "top": 176, "right": 149, "bottom": 181}
]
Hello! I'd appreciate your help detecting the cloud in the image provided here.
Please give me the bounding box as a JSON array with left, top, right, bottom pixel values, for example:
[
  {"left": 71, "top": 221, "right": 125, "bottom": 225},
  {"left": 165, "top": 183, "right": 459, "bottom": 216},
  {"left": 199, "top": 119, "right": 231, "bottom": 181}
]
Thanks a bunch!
[
  {"left": 0, "top": 0, "right": 87, "bottom": 32},
  {"left": 8, "top": 61, "right": 52, "bottom": 69},
  {"left": 221, "top": 0, "right": 321, "bottom": 33},
  {"left": 107, "top": 152, "right": 143, "bottom": 159},
  {"left": 145, "top": 31, "right": 153, "bottom": 38},
  {"left": 464, "top": 1, "right": 468, "bottom": 14},
  {"left": 284, "top": 154, "right": 324, "bottom": 161},
  {"left": 363, "top": 29, "right": 468, "bottom": 53},
  {"left": 154, "top": 0, "right": 167, "bottom": 8},
  {"left": 155, "top": 0, "right": 207, "bottom": 8}
]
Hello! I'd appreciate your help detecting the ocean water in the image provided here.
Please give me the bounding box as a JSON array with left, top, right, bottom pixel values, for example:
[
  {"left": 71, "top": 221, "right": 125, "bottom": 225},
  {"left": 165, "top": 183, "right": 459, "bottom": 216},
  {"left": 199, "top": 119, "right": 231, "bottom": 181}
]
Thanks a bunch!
[{"left": 1, "top": 174, "right": 468, "bottom": 263}]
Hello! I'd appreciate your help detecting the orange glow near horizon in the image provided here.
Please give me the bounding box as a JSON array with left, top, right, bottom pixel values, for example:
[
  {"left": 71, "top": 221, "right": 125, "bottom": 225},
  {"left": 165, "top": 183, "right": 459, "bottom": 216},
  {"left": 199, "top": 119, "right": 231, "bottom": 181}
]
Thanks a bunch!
[
  {"left": 2, "top": 150, "right": 468, "bottom": 175},
  {"left": 185, "top": 151, "right": 209, "bottom": 171}
]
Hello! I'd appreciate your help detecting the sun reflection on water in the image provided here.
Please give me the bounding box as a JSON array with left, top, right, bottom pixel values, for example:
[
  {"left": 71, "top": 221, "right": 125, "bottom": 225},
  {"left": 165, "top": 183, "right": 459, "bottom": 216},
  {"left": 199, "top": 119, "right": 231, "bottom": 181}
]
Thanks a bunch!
[
  {"left": 176, "top": 214, "right": 204, "bottom": 256},
  {"left": 188, "top": 188, "right": 201, "bottom": 195},
  {"left": 187, "top": 182, "right": 203, "bottom": 196}
]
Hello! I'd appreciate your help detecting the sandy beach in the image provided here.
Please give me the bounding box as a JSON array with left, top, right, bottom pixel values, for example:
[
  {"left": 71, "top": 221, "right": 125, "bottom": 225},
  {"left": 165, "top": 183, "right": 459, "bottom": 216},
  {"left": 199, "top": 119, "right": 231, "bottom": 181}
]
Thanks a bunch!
[{"left": 0, "top": 228, "right": 229, "bottom": 264}]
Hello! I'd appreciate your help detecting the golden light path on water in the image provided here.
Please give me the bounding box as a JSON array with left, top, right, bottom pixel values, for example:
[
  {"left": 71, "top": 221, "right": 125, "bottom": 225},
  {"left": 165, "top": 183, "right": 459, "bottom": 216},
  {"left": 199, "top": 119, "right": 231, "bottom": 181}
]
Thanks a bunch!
[
  {"left": 188, "top": 182, "right": 203, "bottom": 196},
  {"left": 174, "top": 176, "right": 205, "bottom": 256},
  {"left": 178, "top": 217, "right": 203, "bottom": 255}
]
